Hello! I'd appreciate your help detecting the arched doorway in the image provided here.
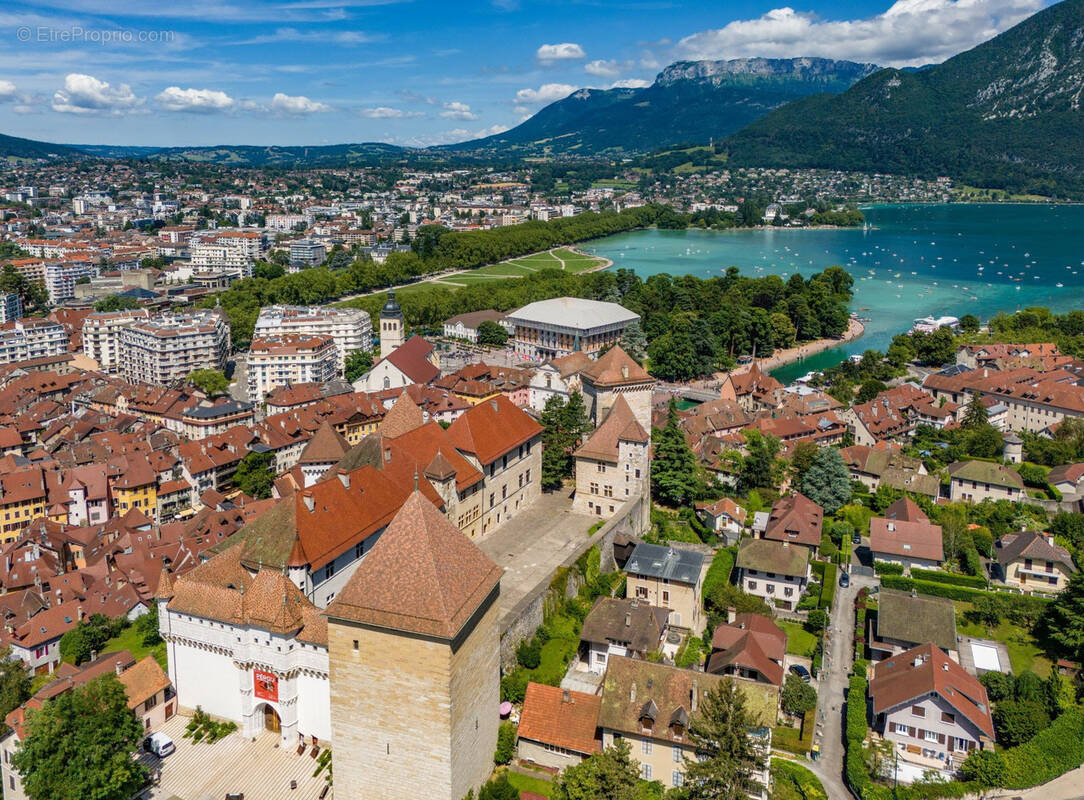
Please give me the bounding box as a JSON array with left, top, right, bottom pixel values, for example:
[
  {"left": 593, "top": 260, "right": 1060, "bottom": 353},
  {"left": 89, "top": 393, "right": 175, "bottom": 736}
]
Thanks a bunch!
[{"left": 263, "top": 704, "right": 281, "bottom": 733}]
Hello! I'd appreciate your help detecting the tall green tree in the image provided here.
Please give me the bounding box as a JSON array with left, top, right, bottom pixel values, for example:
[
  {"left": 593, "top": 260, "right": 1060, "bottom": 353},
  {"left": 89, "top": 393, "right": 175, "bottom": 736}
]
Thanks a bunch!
[
  {"left": 962, "top": 392, "right": 989, "bottom": 430},
  {"left": 618, "top": 321, "right": 648, "bottom": 361},
  {"left": 476, "top": 320, "right": 509, "bottom": 347},
  {"left": 737, "top": 430, "right": 780, "bottom": 495},
  {"left": 788, "top": 441, "right": 819, "bottom": 485},
  {"left": 1040, "top": 569, "right": 1084, "bottom": 664},
  {"left": 554, "top": 739, "right": 648, "bottom": 800},
  {"left": 781, "top": 673, "right": 817, "bottom": 717},
  {"left": 0, "top": 647, "right": 30, "bottom": 735},
  {"left": 652, "top": 399, "right": 703, "bottom": 507},
  {"left": 540, "top": 392, "right": 593, "bottom": 490},
  {"left": 187, "top": 368, "right": 229, "bottom": 397},
  {"left": 233, "top": 451, "right": 275, "bottom": 499},
  {"left": 797, "top": 447, "right": 853, "bottom": 514},
  {"left": 343, "top": 349, "right": 374, "bottom": 383},
  {"left": 12, "top": 674, "right": 148, "bottom": 800},
  {"left": 678, "top": 679, "right": 766, "bottom": 800}
]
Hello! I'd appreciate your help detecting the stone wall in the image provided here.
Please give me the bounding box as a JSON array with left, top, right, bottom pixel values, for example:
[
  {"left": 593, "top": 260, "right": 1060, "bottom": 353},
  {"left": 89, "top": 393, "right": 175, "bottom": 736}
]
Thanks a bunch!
[{"left": 497, "top": 492, "right": 648, "bottom": 670}]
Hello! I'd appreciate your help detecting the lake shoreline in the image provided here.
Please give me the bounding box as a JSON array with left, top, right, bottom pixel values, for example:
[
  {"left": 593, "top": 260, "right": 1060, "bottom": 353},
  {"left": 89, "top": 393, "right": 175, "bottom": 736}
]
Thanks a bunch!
[{"left": 745, "top": 316, "right": 866, "bottom": 375}]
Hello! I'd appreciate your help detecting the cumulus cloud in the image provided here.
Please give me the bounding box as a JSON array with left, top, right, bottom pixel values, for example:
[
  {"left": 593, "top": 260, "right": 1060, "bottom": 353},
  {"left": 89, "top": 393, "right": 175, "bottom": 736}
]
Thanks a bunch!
[
  {"left": 52, "top": 74, "right": 143, "bottom": 115},
  {"left": 536, "top": 42, "right": 586, "bottom": 63},
  {"left": 440, "top": 101, "right": 478, "bottom": 120},
  {"left": 675, "top": 0, "right": 1046, "bottom": 68},
  {"left": 585, "top": 59, "right": 626, "bottom": 78},
  {"left": 270, "top": 92, "right": 332, "bottom": 114},
  {"left": 156, "top": 86, "right": 234, "bottom": 113},
  {"left": 360, "top": 106, "right": 424, "bottom": 118},
  {"left": 610, "top": 79, "right": 651, "bottom": 89},
  {"left": 0, "top": 80, "right": 16, "bottom": 102},
  {"left": 514, "top": 83, "right": 577, "bottom": 105}
]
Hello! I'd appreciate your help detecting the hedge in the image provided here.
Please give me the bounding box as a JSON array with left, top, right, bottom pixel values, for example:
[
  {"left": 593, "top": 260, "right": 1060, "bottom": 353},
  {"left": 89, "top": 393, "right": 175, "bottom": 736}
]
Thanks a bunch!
[
  {"left": 909, "top": 568, "right": 988, "bottom": 590},
  {"left": 810, "top": 561, "right": 827, "bottom": 581},
  {"left": 873, "top": 562, "right": 904, "bottom": 576},
  {"left": 702, "top": 546, "right": 736, "bottom": 604},
  {"left": 879, "top": 575, "right": 1051, "bottom": 616},
  {"left": 1003, "top": 708, "right": 1084, "bottom": 788},
  {"left": 820, "top": 563, "right": 837, "bottom": 609}
]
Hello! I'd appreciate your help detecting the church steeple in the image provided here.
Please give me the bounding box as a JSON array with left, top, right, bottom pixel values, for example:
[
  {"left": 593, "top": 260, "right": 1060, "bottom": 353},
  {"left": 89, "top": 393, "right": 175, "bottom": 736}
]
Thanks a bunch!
[{"left": 379, "top": 290, "right": 404, "bottom": 355}]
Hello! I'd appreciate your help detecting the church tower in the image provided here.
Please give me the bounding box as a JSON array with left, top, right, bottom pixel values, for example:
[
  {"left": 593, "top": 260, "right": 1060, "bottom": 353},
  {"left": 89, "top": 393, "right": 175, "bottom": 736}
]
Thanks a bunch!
[
  {"left": 379, "top": 290, "right": 404, "bottom": 355},
  {"left": 325, "top": 492, "right": 502, "bottom": 800}
]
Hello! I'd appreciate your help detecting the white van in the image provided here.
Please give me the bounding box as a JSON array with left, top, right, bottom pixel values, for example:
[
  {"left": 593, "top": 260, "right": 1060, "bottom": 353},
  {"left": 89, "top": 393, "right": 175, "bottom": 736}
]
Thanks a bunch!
[{"left": 143, "top": 732, "right": 175, "bottom": 758}]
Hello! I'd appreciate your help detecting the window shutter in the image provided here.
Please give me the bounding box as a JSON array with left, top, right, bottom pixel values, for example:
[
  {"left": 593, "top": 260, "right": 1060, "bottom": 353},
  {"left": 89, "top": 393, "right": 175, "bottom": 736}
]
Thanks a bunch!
[{"left": 938, "top": 733, "right": 945, "bottom": 744}]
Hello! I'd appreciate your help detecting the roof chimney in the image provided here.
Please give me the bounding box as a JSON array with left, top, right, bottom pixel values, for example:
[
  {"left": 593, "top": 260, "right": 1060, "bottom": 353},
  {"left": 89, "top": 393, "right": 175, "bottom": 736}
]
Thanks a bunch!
[
  {"left": 115, "top": 660, "right": 124, "bottom": 676},
  {"left": 621, "top": 364, "right": 629, "bottom": 379},
  {"left": 562, "top": 689, "right": 571, "bottom": 704},
  {"left": 625, "top": 612, "right": 632, "bottom": 627}
]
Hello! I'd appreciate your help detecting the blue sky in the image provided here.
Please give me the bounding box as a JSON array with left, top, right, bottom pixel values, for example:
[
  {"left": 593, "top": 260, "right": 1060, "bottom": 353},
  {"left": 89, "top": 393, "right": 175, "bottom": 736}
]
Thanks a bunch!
[{"left": 0, "top": 0, "right": 1053, "bottom": 147}]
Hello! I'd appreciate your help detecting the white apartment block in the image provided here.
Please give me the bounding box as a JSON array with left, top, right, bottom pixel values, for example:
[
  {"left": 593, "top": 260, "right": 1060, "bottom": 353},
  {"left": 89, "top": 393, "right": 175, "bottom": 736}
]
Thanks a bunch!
[
  {"left": 119, "top": 310, "right": 230, "bottom": 386},
  {"left": 0, "top": 293, "right": 22, "bottom": 324},
  {"left": 44, "top": 259, "right": 96, "bottom": 304},
  {"left": 82, "top": 309, "right": 151, "bottom": 373},
  {"left": 253, "top": 305, "right": 372, "bottom": 372},
  {"left": 247, "top": 334, "right": 338, "bottom": 403},
  {"left": 0, "top": 319, "right": 69, "bottom": 365},
  {"left": 190, "top": 231, "right": 264, "bottom": 277}
]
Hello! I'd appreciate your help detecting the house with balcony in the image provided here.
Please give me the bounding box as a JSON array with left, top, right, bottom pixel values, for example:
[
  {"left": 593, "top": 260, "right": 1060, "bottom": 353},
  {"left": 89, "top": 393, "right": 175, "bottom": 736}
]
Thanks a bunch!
[
  {"left": 947, "top": 461, "right": 1024, "bottom": 503},
  {"left": 994, "top": 531, "right": 1077, "bottom": 593},
  {"left": 624, "top": 543, "right": 705, "bottom": 635},
  {"left": 735, "top": 538, "right": 810, "bottom": 612}
]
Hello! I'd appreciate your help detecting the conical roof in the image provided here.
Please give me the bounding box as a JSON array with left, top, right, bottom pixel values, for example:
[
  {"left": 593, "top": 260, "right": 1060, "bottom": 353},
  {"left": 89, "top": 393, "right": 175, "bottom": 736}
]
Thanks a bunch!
[
  {"left": 581, "top": 346, "right": 651, "bottom": 387},
  {"left": 377, "top": 391, "right": 424, "bottom": 438},
  {"left": 424, "top": 449, "right": 457, "bottom": 481},
  {"left": 325, "top": 491, "right": 502, "bottom": 640},
  {"left": 299, "top": 421, "right": 350, "bottom": 465}
]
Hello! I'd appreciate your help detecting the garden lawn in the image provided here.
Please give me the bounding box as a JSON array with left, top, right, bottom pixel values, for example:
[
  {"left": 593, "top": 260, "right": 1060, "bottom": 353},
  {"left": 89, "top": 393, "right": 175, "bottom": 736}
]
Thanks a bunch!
[
  {"left": 778, "top": 621, "right": 818, "bottom": 658},
  {"left": 955, "top": 607, "right": 1051, "bottom": 677},
  {"left": 505, "top": 769, "right": 554, "bottom": 798},
  {"left": 102, "top": 624, "right": 167, "bottom": 670},
  {"left": 770, "top": 758, "right": 827, "bottom": 800}
]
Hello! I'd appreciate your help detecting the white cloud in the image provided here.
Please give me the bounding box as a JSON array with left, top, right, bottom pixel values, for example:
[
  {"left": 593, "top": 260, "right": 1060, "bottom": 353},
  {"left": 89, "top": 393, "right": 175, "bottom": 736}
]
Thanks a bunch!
[
  {"left": 270, "top": 92, "right": 332, "bottom": 114},
  {"left": 514, "top": 83, "right": 577, "bottom": 105},
  {"left": 440, "top": 101, "right": 478, "bottom": 120},
  {"left": 360, "top": 106, "right": 424, "bottom": 118},
  {"left": 609, "top": 79, "right": 651, "bottom": 89},
  {"left": 536, "top": 43, "right": 586, "bottom": 63},
  {"left": 156, "top": 86, "right": 234, "bottom": 113},
  {"left": 236, "top": 26, "right": 378, "bottom": 45},
  {"left": 0, "top": 80, "right": 16, "bottom": 102},
  {"left": 51, "top": 73, "right": 143, "bottom": 115},
  {"left": 585, "top": 59, "right": 625, "bottom": 78},
  {"left": 675, "top": 0, "right": 1046, "bottom": 68}
]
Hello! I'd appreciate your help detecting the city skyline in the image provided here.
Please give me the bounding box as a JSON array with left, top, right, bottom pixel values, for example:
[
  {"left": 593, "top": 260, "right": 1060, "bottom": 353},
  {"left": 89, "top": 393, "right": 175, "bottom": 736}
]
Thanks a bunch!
[{"left": 0, "top": 0, "right": 1052, "bottom": 147}]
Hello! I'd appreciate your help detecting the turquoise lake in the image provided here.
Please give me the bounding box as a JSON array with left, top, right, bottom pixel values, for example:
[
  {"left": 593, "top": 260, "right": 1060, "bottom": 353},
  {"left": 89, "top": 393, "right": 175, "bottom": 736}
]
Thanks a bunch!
[{"left": 579, "top": 203, "right": 1084, "bottom": 384}]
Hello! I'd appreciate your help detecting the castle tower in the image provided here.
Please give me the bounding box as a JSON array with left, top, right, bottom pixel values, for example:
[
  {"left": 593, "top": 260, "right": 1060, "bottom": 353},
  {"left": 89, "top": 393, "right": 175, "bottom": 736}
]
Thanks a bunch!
[
  {"left": 580, "top": 345, "right": 656, "bottom": 430},
  {"left": 379, "top": 290, "right": 404, "bottom": 355},
  {"left": 325, "top": 491, "right": 502, "bottom": 800},
  {"left": 1003, "top": 432, "right": 1023, "bottom": 464}
]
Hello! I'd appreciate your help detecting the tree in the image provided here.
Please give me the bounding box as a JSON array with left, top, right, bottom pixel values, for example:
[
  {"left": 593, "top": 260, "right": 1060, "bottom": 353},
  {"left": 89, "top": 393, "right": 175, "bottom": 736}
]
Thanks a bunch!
[
  {"left": 12, "top": 674, "right": 148, "bottom": 800},
  {"left": 854, "top": 378, "right": 887, "bottom": 404},
  {"left": 652, "top": 399, "right": 704, "bottom": 507},
  {"left": 993, "top": 699, "right": 1049, "bottom": 746},
  {"left": 789, "top": 441, "right": 819, "bottom": 485},
  {"left": 58, "top": 614, "right": 121, "bottom": 666},
  {"left": 494, "top": 721, "right": 516, "bottom": 765},
  {"left": 233, "top": 451, "right": 275, "bottom": 499},
  {"left": 540, "top": 392, "right": 592, "bottom": 490},
  {"left": 960, "top": 750, "right": 1006, "bottom": 787},
  {"left": 477, "top": 774, "right": 518, "bottom": 800},
  {"left": 737, "top": 430, "right": 779, "bottom": 495},
  {"left": 618, "top": 321, "right": 647, "bottom": 361},
  {"left": 962, "top": 392, "right": 989, "bottom": 430},
  {"left": 797, "top": 447, "right": 852, "bottom": 515},
  {"left": 1040, "top": 569, "right": 1084, "bottom": 664},
  {"left": 554, "top": 739, "right": 644, "bottom": 800},
  {"left": 679, "top": 679, "right": 765, "bottom": 800},
  {"left": 959, "top": 314, "right": 981, "bottom": 334},
  {"left": 343, "top": 349, "right": 373, "bottom": 383},
  {"left": 476, "top": 320, "right": 509, "bottom": 347},
  {"left": 781, "top": 674, "right": 817, "bottom": 716},
  {"left": 187, "top": 368, "right": 229, "bottom": 397},
  {"left": 93, "top": 295, "right": 141, "bottom": 312},
  {"left": 965, "top": 424, "right": 1004, "bottom": 459},
  {"left": 0, "top": 647, "right": 30, "bottom": 735}
]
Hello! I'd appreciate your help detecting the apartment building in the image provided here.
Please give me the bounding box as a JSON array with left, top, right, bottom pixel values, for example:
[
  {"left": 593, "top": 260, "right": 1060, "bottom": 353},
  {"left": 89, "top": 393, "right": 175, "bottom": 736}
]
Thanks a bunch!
[
  {"left": 0, "top": 293, "right": 23, "bottom": 324},
  {"left": 190, "top": 230, "right": 264, "bottom": 277},
  {"left": 82, "top": 309, "right": 151, "bottom": 372},
  {"left": 119, "top": 310, "right": 230, "bottom": 386},
  {"left": 288, "top": 239, "right": 326, "bottom": 268},
  {"left": 44, "top": 258, "right": 96, "bottom": 304},
  {"left": 624, "top": 543, "right": 705, "bottom": 634},
  {"left": 254, "top": 305, "right": 372, "bottom": 372},
  {"left": 0, "top": 319, "right": 70, "bottom": 366},
  {"left": 247, "top": 334, "right": 339, "bottom": 403}
]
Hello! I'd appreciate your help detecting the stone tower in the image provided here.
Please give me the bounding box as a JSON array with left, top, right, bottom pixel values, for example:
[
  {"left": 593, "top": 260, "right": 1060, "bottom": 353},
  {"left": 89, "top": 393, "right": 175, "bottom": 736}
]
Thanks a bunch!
[
  {"left": 379, "top": 290, "right": 404, "bottom": 355},
  {"left": 580, "top": 345, "right": 656, "bottom": 430},
  {"left": 325, "top": 491, "right": 502, "bottom": 800},
  {"left": 1003, "top": 432, "right": 1023, "bottom": 464}
]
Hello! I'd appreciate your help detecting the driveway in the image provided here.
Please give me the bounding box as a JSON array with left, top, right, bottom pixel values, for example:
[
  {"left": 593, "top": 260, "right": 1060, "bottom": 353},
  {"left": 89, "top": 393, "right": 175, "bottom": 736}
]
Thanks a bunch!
[{"left": 810, "top": 568, "right": 878, "bottom": 800}]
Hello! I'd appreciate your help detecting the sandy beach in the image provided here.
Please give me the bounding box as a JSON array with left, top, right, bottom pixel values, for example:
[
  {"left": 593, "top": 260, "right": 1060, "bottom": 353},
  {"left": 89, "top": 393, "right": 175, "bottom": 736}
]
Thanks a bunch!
[{"left": 751, "top": 316, "right": 866, "bottom": 374}]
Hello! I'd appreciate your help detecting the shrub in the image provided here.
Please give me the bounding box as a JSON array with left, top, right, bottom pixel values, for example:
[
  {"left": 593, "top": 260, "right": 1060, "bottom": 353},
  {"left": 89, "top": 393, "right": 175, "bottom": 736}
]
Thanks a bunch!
[
  {"left": 994, "top": 699, "right": 1050, "bottom": 747},
  {"left": 960, "top": 750, "right": 1006, "bottom": 787},
  {"left": 820, "top": 563, "right": 837, "bottom": 609},
  {"left": 873, "top": 562, "right": 904, "bottom": 575},
  {"left": 675, "top": 636, "right": 704, "bottom": 668},
  {"left": 879, "top": 576, "right": 1049, "bottom": 626},
  {"left": 805, "top": 608, "right": 828, "bottom": 633},
  {"left": 702, "top": 546, "right": 736, "bottom": 605},
  {"left": 494, "top": 721, "right": 516, "bottom": 765},
  {"left": 516, "top": 639, "right": 541, "bottom": 670},
  {"left": 500, "top": 670, "right": 528, "bottom": 704},
  {"left": 910, "top": 568, "right": 987, "bottom": 589},
  {"left": 1002, "top": 707, "right": 1084, "bottom": 788},
  {"left": 782, "top": 674, "right": 818, "bottom": 716}
]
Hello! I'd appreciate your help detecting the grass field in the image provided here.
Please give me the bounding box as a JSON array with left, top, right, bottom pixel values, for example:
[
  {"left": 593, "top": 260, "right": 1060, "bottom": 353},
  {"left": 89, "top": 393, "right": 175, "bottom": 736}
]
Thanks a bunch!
[
  {"left": 102, "top": 625, "right": 168, "bottom": 670},
  {"left": 505, "top": 769, "right": 554, "bottom": 798},
  {"left": 778, "top": 620, "right": 819, "bottom": 658},
  {"left": 955, "top": 610, "right": 1051, "bottom": 676},
  {"left": 419, "top": 247, "right": 606, "bottom": 289},
  {"left": 770, "top": 757, "right": 827, "bottom": 799}
]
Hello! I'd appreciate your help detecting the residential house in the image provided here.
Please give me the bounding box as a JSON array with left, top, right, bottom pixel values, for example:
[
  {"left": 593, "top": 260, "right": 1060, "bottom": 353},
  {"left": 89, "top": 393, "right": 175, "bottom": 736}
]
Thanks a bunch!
[
  {"left": 868, "top": 588, "right": 957, "bottom": 661},
  {"left": 735, "top": 538, "right": 810, "bottom": 612},
  {"left": 840, "top": 445, "right": 938, "bottom": 499},
  {"left": 598, "top": 656, "right": 776, "bottom": 793},
  {"left": 869, "top": 516, "right": 944, "bottom": 571},
  {"left": 572, "top": 395, "right": 650, "bottom": 518},
  {"left": 720, "top": 363, "right": 783, "bottom": 413},
  {"left": 869, "top": 644, "right": 995, "bottom": 778},
  {"left": 516, "top": 682, "right": 602, "bottom": 770},
  {"left": 706, "top": 612, "right": 786, "bottom": 687},
  {"left": 578, "top": 596, "right": 668, "bottom": 674},
  {"left": 994, "top": 531, "right": 1076, "bottom": 592},
  {"left": 624, "top": 543, "right": 705, "bottom": 635},
  {"left": 947, "top": 461, "right": 1024, "bottom": 503},
  {"left": 762, "top": 493, "right": 823, "bottom": 555},
  {"left": 1046, "top": 463, "right": 1084, "bottom": 501},
  {"left": 694, "top": 497, "right": 747, "bottom": 545}
]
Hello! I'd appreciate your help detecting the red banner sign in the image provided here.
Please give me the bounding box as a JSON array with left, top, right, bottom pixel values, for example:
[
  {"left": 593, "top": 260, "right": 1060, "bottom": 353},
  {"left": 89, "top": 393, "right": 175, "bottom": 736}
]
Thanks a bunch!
[{"left": 254, "top": 669, "right": 278, "bottom": 702}]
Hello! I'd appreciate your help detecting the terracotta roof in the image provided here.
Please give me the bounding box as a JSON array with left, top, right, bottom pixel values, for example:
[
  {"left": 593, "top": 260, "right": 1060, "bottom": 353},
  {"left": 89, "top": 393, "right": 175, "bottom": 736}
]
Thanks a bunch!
[
  {"left": 707, "top": 613, "right": 786, "bottom": 686},
  {"left": 424, "top": 449, "right": 457, "bottom": 481},
  {"left": 870, "top": 643, "right": 994, "bottom": 739},
  {"left": 884, "top": 497, "right": 930, "bottom": 524},
  {"left": 118, "top": 655, "right": 171, "bottom": 708},
  {"left": 1046, "top": 463, "right": 1084, "bottom": 487},
  {"left": 763, "top": 493, "right": 822, "bottom": 548},
  {"left": 445, "top": 394, "right": 542, "bottom": 465},
  {"left": 382, "top": 335, "right": 439, "bottom": 384},
  {"left": 377, "top": 391, "right": 425, "bottom": 438},
  {"left": 518, "top": 682, "right": 602, "bottom": 756},
  {"left": 580, "top": 346, "right": 652, "bottom": 387},
  {"left": 574, "top": 395, "right": 648, "bottom": 463},
  {"left": 298, "top": 421, "right": 349, "bottom": 465},
  {"left": 695, "top": 497, "right": 748, "bottom": 525},
  {"left": 869, "top": 517, "right": 944, "bottom": 563},
  {"left": 325, "top": 491, "right": 502, "bottom": 640}
]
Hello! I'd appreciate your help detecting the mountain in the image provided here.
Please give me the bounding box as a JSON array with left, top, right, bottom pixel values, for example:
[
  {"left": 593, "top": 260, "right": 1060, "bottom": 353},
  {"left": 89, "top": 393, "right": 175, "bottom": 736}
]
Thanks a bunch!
[
  {"left": 144, "top": 142, "right": 407, "bottom": 167},
  {"left": 450, "top": 58, "right": 879, "bottom": 156},
  {"left": 0, "top": 132, "right": 85, "bottom": 160},
  {"left": 723, "top": 0, "right": 1084, "bottom": 195},
  {"left": 71, "top": 144, "right": 165, "bottom": 159}
]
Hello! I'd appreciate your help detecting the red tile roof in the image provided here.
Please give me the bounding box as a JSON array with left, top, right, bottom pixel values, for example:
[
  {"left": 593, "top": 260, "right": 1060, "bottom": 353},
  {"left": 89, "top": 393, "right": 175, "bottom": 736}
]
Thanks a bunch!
[
  {"left": 445, "top": 394, "right": 542, "bottom": 466},
  {"left": 518, "top": 682, "right": 602, "bottom": 756},
  {"left": 869, "top": 517, "right": 944, "bottom": 563}
]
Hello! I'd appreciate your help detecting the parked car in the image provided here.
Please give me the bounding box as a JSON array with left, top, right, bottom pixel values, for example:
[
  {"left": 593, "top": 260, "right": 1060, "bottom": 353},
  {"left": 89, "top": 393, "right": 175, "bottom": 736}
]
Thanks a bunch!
[
  {"left": 852, "top": 532, "right": 861, "bottom": 545},
  {"left": 839, "top": 571, "right": 850, "bottom": 588},
  {"left": 789, "top": 664, "right": 811, "bottom": 682},
  {"left": 143, "top": 732, "right": 175, "bottom": 758}
]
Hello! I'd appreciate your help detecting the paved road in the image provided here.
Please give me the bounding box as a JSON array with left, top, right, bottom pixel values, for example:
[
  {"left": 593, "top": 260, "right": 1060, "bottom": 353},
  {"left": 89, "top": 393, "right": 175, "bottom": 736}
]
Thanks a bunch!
[{"left": 811, "top": 569, "right": 878, "bottom": 800}]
